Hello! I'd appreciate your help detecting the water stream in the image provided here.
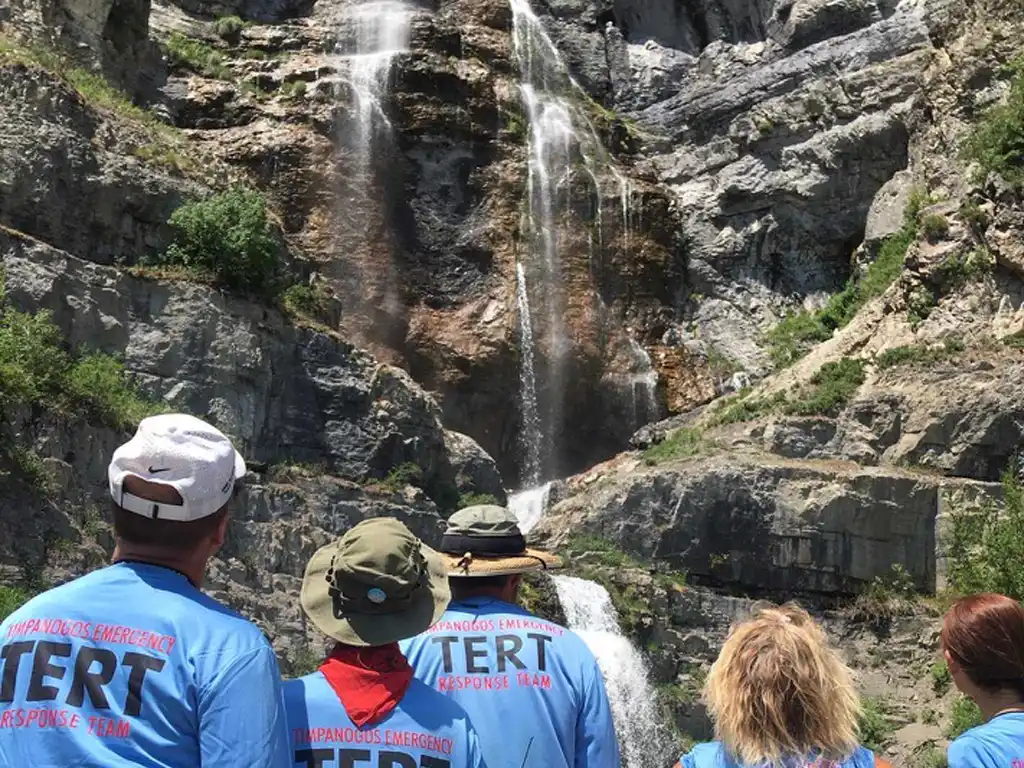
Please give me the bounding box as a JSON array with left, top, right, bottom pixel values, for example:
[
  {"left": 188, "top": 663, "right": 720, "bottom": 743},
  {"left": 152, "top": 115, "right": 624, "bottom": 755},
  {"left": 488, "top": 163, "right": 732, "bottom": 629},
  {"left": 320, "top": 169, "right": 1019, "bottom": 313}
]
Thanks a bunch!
[
  {"left": 516, "top": 263, "right": 543, "bottom": 488},
  {"left": 553, "top": 575, "right": 667, "bottom": 768},
  {"left": 508, "top": 481, "right": 552, "bottom": 535},
  {"left": 509, "top": 0, "right": 646, "bottom": 484}
]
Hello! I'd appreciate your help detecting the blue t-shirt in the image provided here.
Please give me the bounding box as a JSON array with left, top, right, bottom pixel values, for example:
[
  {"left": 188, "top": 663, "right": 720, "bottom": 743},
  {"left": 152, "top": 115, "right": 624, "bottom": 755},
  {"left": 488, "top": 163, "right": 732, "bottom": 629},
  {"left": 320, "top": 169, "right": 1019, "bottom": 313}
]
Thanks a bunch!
[
  {"left": 283, "top": 671, "right": 486, "bottom": 767},
  {"left": 949, "top": 712, "right": 1024, "bottom": 768},
  {"left": 0, "top": 561, "right": 291, "bottom": 767},
  {"left": 681, "top": 742, "right": 877, "bottom": 768},
  {"left": 400, "top": 597, "right": 620, "bottom": 768}
]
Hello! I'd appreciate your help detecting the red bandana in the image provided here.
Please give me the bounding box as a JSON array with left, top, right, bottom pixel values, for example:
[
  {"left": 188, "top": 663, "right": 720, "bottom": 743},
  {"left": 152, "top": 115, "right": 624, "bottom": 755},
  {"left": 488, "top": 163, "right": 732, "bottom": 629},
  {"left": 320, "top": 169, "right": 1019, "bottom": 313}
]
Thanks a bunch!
[{"left": 318, "top": 643, "right": 413, "bottom": 728}]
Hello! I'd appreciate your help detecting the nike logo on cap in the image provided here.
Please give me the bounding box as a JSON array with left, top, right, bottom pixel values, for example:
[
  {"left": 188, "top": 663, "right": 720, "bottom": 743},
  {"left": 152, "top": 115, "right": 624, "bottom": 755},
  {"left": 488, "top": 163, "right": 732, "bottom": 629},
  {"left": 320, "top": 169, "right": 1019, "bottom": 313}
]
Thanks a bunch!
[{"left": 149, "top": 466, "right": 172, "bottom": 474}]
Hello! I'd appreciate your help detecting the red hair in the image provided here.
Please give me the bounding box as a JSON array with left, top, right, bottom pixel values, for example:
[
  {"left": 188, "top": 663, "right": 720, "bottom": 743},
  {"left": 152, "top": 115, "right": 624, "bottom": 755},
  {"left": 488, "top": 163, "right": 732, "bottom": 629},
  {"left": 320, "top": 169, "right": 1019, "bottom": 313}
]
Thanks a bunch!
[{"left": 941, "top": 593, "right": 1024, "bottom": 696}]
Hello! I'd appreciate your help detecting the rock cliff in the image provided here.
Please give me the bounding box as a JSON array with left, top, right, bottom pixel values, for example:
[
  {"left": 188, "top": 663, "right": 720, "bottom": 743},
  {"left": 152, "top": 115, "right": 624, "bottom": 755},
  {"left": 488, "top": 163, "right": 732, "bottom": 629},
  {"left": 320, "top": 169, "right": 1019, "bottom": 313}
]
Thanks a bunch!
[{"left": 2, "top": 0, "right": 1024, "bottom": 759}]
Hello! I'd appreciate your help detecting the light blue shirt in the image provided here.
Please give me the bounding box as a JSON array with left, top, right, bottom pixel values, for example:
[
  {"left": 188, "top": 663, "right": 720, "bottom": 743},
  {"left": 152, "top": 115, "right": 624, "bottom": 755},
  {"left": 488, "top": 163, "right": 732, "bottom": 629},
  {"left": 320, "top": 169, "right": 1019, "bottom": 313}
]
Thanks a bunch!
[
  {"left": 949, "top": 711, "right": 1024, "bottom": 768},
  {"left": 400, "top": 597, "right": 619, "bottom": 768},
  {"left": 283, "top": 672, "right": 487, "bottom": 767},
  {"left": 681, "top": 742, "right": 877, "bottom": 768},
  {"left": 0, "top": 561, "right": 290, "bottom": 767}
]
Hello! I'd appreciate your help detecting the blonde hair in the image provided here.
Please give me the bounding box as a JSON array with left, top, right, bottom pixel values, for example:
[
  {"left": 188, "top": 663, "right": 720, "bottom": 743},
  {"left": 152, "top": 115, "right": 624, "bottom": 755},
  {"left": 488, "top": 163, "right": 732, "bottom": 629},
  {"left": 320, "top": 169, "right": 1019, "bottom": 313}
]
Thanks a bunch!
[{"left": 702, "top": 602, "right": 862, "bottom": 767}]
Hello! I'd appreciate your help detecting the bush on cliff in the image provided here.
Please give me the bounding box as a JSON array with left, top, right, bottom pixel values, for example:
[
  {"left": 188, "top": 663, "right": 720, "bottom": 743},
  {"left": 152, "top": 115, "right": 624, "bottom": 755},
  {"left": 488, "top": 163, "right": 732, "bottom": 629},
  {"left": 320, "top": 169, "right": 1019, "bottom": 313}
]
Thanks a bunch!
[
  {"left": 0, "top": 306, "right": 159, "bottom": 432},
  {"left": 947, "top": 468, "right": 1024, "bottom": 601},
  {"left": 159, "top": 186, "right": 281, "bottom": 297},
  {"left": 963, "top": 58, "right": 1024, "bottom": 186}
]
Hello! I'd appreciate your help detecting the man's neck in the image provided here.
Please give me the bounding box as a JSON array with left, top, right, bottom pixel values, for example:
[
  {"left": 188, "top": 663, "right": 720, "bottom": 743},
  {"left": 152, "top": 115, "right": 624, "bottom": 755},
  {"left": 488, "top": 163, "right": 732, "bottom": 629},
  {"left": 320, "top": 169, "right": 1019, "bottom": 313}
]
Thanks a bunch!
[{"left": 112, "top": 544, "right": 206, "bottom": 588}]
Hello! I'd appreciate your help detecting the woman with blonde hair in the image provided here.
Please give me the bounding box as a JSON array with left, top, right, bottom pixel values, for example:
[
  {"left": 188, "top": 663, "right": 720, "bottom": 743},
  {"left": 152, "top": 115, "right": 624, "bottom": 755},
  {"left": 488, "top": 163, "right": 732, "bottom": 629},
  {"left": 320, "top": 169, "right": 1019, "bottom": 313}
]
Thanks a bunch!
[{"left": 673, "top": 602, "right": 892, "bottom": 768}]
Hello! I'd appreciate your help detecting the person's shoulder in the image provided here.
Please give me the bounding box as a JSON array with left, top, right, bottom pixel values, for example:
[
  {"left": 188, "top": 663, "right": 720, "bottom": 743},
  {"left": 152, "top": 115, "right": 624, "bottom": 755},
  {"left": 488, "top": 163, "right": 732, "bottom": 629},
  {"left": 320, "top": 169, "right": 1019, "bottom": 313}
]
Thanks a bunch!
[
  {"left": 948, "top": 725, "right": 992, "bottom": 768},
  {"left": 2, "top": 568, "right": 110, "bottom": 621},
  {"left": 402, "top": 679, "right": 480, "bottom": 731},
  {"left": 679, "top": 740, "right": 727, "bottom": 768}
]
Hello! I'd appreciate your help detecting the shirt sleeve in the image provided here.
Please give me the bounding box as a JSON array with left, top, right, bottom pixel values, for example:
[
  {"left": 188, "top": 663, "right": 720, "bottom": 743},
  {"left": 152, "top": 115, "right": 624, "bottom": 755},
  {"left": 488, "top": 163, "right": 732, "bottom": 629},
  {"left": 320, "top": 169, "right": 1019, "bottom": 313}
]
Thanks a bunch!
[
  {"left": 948, "top": 735, "right": 984, "bottom": 768},
  {"left": 198, "top": 644, "right": 292, "bottom": 768},
  {"left": 575, "top": 660, "right": 621, "bottom": 768}
]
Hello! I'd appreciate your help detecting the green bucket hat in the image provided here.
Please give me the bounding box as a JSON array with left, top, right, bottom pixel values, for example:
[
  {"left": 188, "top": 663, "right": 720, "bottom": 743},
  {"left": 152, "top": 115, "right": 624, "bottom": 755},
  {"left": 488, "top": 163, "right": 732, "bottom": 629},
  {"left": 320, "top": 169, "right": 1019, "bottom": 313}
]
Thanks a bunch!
[
  {"left": 300, "top": 517, "right": 450, "bottom": 646},
  {"left": 439, "top": 505, "right": 562, "bottom": 577}
]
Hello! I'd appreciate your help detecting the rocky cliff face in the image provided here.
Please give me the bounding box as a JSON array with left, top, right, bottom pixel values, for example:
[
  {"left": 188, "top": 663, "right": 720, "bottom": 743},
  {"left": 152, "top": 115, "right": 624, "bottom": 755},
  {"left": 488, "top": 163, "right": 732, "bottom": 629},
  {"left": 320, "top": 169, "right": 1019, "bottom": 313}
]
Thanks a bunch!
[{"left": 3, "top": 0, "right": 1024, "bottom": 758}]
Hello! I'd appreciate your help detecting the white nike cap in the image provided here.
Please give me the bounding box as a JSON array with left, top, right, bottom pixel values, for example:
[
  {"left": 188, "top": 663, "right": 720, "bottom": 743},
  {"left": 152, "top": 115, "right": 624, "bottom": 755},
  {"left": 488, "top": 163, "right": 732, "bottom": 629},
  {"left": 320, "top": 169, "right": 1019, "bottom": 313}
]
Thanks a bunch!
[{"left": 108, "top": 413, "right": 247, "bottom": 522}]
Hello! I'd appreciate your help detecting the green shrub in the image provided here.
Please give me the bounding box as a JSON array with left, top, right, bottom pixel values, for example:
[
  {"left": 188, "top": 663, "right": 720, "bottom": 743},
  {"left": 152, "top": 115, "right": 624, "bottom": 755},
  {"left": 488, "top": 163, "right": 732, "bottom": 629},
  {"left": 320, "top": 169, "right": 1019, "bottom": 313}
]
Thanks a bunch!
[
  {"left": 213, "top": 16, "right": 248, "bottom": 40},
  {"left": 921, "top": 213, "right": 950, "bottom": 242},
  {"left": 65, "top": 354, "right": 161, "bottom": 429},
  {"left": 935, "top": 248, "right": 994, "bottom": 288},
  {"left": 959, "top": 201, "right": 989, "bottom": 234},
  {"left": 165, "top": 34, "right": 231, "bottom": 79},
  {"left": 858, "top": 697, "right": 895, "bottom": 751},
  {"left": 849, "top": 563, "right": 917, "bottom": 621},
  {"left": 0, "top": 277, "right": 161, "bottom": 440},
  {"left": 947, "top": 468, "right": 1024, "bottom": 600},
  {"left": 784, "top": 358, "right": 865, "bottom": 416},
  {"left": 160, "top": 187, "right": 281, "bottom": 296},
  {"left": 378, "top": 462, "right": 424, "bottom": 492},
  {"left": 707, "top": 390, "right": 788, "bottom": 426},
  {"left": 913, "top": 744, "right": 948, "bottom": 768},
  {"left": 908, "top": 284, "right": 938, "bottom": 328},
  {"left": 280, "top": 80, "right": 308, "bottom": 100},
  {"left": 0, "top": 308, "right": 72, "bottom": 408},
  {"left": 0, "top": 585, "right": 29, "bottom": 622},
  {"left": 642, "top": 428, "right": 714, "bottom": 465},
  {"left": 875, "top": 337, "right": 966, "bottom": 370},
  {"left": 962, "top": 62, "right": 1024, "bottom": 186},
  {"left": 947, "top": 696, "right": 983, "bottom": 739},
  {"left": 281, "top": 283, "right": 333, "bottom": 322},
  {"left": 457, "top": 492, "right": 500, "bottom": 508},
  {"left": 566, "top": 535, "right": 638, "bottom": 568},
  {"left": 931, "top": 660, "right": 952, "bottom": 695},
  {"left": 1004, "top": 330, "right": 1024, "bottom": 349}
]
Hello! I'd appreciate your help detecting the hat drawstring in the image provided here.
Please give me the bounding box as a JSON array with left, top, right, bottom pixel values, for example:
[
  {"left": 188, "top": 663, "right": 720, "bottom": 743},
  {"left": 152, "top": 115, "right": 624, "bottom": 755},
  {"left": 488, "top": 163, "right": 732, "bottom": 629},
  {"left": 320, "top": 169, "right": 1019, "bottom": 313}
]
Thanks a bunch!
[{"left": 456, "top": 552, "right": 473, "bottom": 573}]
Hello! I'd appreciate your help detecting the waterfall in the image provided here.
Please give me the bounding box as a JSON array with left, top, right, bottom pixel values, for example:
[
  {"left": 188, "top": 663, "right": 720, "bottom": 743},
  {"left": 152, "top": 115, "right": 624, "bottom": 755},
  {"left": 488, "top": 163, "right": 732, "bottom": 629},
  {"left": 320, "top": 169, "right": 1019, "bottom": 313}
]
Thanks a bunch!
[
  {"left": 516, "top": 263, "right": 543, "bottom": 487},
  {"left": 627, "top": 336, "right": 659, "bottom": 428},
  {"left": 553, "top": 575, "right": 667, "bottom": 768},
  {"left": 509, "top": 0, "right": 658, "bottom": 482},
  {"left": 508, "top": 481, "right": 552, "bottom": 535},
  {"left": 346, "top": 0, "right": 413, "bottom": 153},
  {"left": 510, "top": 0, "right": 607, "bottom": 483}
]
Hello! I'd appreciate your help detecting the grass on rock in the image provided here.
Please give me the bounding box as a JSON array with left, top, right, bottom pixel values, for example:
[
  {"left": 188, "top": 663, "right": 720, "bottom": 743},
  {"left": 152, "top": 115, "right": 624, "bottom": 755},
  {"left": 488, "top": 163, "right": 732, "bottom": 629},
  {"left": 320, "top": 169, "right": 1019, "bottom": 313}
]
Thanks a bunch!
[
  {"left": 165, "top": 33, "right": 232, "bottom": 80},
  {"left": 0, "top": 33, "right": 194, "bottom": 174},
  {"left": 642, "top": 428, "right": 716, "bottom": 465},
  {"left": 767, "top": 193, "right": 926, "bottom": 368},
  {"left": 858, "top": 697, "right": 896, "bottom": 752},
  {"left": 963, "top": 56, "right": 1024, "bottom": 187}
]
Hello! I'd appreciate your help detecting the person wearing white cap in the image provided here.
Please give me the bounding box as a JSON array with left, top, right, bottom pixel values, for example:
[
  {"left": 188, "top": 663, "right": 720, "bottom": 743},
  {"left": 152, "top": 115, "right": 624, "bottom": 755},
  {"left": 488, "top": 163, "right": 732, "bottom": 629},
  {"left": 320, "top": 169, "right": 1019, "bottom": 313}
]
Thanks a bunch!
[{"left": 0, "top": 414, "right": 290, "bottom": 768}]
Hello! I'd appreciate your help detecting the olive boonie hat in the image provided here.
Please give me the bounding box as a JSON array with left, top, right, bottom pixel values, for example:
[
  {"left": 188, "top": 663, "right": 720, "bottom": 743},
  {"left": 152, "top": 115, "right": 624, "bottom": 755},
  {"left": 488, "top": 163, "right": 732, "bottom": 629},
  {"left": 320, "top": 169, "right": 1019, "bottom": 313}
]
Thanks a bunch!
[
  {"left": 440, "top": 504, "right": 562, "bottom": 577},
  {"left": 300, "top": 517, "right": 450, "bottom": 647}
]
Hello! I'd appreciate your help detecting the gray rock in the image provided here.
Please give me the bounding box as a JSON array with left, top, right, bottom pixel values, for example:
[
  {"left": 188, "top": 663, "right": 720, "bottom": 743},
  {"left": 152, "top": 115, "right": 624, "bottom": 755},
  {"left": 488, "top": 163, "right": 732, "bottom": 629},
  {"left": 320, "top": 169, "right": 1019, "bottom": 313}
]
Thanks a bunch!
[
  {"left": 0, "top": 228, "right": 505, "bottom": 507},
  {"left": 0, "top": 64, "right": 202, "bottom": 267},
  {"left": 5, "top": 0, "right": 153, "bottom": 92},
  {"left": 539, "top": 453, "right": 1001, "bottom": 594}
]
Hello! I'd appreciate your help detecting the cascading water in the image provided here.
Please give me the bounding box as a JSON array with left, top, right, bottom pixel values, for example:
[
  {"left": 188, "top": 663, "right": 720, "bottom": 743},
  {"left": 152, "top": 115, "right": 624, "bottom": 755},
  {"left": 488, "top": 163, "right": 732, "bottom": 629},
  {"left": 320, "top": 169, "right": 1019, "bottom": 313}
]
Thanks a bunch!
[
  {"left": 627, "top": 336, "right": 659, "bottom": 428},
  {"left": 508, "top": 481, "right": 552, "bottom": 535},
  {"left": 516, "top": 263, "right": 543, "bottom": 488},
  {"left": 553, "top": 575, "right": 667, "bottom": 768},
  {"left": 331, "top": 0, "right": 414, "bottom": 339},
  {"left": 345, "top": 0, "right": 413, "bottom": 156},
  {"left": 510, "top": 0, "right": 648, "bottom": 484}
]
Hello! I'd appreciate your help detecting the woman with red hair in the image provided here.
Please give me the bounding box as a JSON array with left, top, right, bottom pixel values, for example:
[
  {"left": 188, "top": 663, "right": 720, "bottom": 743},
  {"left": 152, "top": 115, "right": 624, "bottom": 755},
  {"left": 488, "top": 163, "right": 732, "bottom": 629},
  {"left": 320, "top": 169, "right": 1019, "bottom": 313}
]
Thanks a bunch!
[{"left": 942, "top": 593, "right": 1024, "bottom": 768}]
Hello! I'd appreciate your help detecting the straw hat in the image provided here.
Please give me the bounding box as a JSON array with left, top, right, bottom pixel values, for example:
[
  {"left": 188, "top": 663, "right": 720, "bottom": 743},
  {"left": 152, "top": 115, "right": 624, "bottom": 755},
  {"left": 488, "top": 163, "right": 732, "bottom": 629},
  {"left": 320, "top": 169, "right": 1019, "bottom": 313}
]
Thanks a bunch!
[
  {"left": 300, "top": 517, "right": 450, "bottom": 646},
  {"left": 439, "top": 505, "right": 562, "bottom": 577}
]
